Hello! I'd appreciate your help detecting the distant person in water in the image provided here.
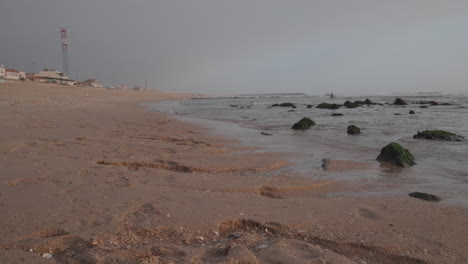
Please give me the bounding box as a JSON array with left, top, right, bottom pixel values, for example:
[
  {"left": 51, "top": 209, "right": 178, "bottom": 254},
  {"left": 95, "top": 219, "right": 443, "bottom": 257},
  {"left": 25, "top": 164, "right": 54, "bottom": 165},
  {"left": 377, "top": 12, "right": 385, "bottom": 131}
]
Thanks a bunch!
[{"left": 330, "top": 92, "right": 334, "bottom": 99}]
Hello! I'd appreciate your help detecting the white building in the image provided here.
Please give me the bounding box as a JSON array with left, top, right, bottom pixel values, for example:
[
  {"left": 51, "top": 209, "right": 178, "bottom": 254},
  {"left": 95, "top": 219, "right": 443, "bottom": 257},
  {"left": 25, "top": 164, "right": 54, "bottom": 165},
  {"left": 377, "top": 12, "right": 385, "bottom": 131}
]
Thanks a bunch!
[
  {"left": 79, "top": 79, "right": 103, "bottom": 88},
  {"left": 0, "top": 65, "right": 25, "bottom": 81},
  {"left": 35, "top": 70, "right": 69, "bottom": 80},
  {"left": 0, "top": 65, "right": 5, "bottom": 77},
  {"left": 5, "top": 69, "right": 20, "bottom": 80},
  {"left": 19, "top": 71, "right": 26, "bottom": 80}
]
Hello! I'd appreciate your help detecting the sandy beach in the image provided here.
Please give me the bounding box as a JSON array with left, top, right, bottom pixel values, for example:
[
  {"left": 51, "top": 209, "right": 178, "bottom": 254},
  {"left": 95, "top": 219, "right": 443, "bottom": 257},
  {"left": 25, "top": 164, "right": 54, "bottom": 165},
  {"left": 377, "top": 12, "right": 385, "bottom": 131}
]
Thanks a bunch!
[{"left": 1, "top": 81, "right": 468, "bottom": 264}]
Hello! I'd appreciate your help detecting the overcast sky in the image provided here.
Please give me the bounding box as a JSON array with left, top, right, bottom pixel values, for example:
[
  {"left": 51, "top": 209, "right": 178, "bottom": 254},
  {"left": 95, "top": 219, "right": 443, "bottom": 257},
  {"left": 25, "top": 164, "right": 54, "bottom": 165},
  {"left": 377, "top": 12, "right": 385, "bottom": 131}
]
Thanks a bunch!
[{"left": 1, "top": 1, "right": 467, "bottom": 95}]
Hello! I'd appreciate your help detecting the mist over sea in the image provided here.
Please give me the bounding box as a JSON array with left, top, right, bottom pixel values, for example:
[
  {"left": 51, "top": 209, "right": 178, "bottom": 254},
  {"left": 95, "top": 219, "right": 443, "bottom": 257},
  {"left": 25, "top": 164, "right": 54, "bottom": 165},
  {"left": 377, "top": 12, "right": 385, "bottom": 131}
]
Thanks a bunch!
[{"left": 145, "top": 93, "right": 468, "bottom": 205}]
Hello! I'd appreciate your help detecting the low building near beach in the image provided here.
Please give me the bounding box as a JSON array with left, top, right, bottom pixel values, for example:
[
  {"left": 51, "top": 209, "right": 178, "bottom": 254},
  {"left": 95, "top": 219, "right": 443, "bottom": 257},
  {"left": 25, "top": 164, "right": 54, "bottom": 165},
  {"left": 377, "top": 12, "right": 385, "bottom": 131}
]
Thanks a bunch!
[
  {"left": 5, "top": 69, "right": 22, "bottom": 80},
  {"left": 0, "top": 65, "right": 25, "bottom": 80},
  {"left": 35, "top": 69, "right": 69, "bottom": 80},
  {"left": 78, "top": 79, "right": 104, "bottom": 88},
  {"left": 30, "top": 69, "right": 75, "bottom": 85},
  {"left": 0, "top": 65, "right": 5, "bottom": 77},
  {"left": 115, "top": 84, "right": 128, "bottom": 90}
]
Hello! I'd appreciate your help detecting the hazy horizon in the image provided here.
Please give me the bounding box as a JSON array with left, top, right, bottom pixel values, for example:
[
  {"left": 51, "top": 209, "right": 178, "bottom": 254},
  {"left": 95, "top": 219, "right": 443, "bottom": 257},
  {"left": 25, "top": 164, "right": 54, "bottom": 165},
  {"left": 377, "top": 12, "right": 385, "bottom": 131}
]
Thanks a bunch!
[{"left": 1, "top": 1, "right": 468, "bottom": 95}]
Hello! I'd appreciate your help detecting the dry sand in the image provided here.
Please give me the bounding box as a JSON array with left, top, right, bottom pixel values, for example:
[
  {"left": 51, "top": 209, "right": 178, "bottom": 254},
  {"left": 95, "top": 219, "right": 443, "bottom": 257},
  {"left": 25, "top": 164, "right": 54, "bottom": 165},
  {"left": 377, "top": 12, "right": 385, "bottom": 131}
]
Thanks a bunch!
[{"left": 0, "top": 81, "right": 467, "bottom": 264}]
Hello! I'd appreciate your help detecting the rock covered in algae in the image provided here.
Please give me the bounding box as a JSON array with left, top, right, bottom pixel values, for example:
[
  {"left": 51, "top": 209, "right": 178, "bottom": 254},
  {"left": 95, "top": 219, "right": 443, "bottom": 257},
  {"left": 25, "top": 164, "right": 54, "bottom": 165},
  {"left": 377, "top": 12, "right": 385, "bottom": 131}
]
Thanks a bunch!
[
  {"left": 271, "top": 102, "right": 296, "bottom": 108},
  {"left": 347, "top": 125, "right": 361, "bottom": 135},
  {"left": 376, "top": 142, "right": 416, "bottom": 167},
  {"left": 343, "top": 101, "right": 359, "bottom": 108},
  {"left": 413, "top": 130, "right": 464, "bottom": 142},
  {"left": 316, "top": 102, "right": 341, "bottom": 109},
  {"left": 291, "top": 117, "right": 316, "bottom": 130},
  {"left": 409, "top": 192, "right": 441, "bottom": 202},
  {"left": 393, "top": 98, "right": 408, "bottom": 105}
]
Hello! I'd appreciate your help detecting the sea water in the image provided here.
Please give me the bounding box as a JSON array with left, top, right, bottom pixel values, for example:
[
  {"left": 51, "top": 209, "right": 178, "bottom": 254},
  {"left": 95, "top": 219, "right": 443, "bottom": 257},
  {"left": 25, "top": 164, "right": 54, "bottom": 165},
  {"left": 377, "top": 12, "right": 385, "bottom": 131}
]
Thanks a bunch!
[{"left": 144, "top": 93, "right": 468, "bottom": 205}]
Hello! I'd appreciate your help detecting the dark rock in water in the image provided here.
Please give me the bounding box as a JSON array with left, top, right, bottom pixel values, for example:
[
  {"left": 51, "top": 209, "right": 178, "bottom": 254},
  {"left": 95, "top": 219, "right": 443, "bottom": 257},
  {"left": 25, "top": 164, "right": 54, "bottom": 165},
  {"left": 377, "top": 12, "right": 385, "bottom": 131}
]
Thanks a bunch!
[
  {"left": 393, "top": 98, "right": 408, "bottom": 105},
  {"left": 260, "top": 132, "right": 272, "bottom": 136},
  {"left": 419, "top": 105, "right": 428, "bottom": 108},
  {"left": 229, "top": 104, "right": 238, "bottom": 108},
  {"left": 364, "top": 98, "right": 373, "bottom": 105},
  {"left": 394, "top": 113, "right": 402, "bottom": 115},
  {"left": 292, "top": 117, "right": 316, "bottom": 130},
  {"left": 321, "top": 158, "right": 331, "bottom": 169},
  {"left": 347, "top": 125, "right": 361, "bottom": 135},
  {"left": 417, "top": 101, "right": 452, "bottom": 106},
  {"left": 307, "top": 104, "right": 313, "bottom": 108},
  {"left": 409, "top": 192, "right": 441, "bottom": 202},
  {"left": 271, "top": 102, "right": 296, "bottom": 108},
  {"left": 413, "top": 130, "right": 464, "bottom": 141},
  {"left": 332, "top": 113, "right": 344, "bottom": 116},
  {"left": 354, "top": 100, "right": 366, "bottom": 105},
  {"left": 418, "top": 100, "right": 438, "bottom": 105},
  {"left": 316, "top": 102, "right": 341, "bottom": 109},
  {"left": 409, "top": 110, "right": 415, "bottom": 114},
  {"left": 377, "top": 142, "right": 416, "bottom": 167},
  {"left": 343, "top": 101, "right": 359, "bottom": 108},
  {"left": 288, "top": 110, "right": 295, "bottom": 112}
]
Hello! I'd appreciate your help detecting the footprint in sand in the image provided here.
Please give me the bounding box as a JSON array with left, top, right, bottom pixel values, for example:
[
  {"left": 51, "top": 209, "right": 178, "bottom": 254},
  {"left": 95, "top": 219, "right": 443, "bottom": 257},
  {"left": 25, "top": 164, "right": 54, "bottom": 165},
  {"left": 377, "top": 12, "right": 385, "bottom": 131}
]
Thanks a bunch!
[
  {"left": 258, "top": 239, "right": 356, "bottom": 264},
  {"left": 118, "top": 203, "right": 163, "bottom": 229},
  {"left": 358, "top": 208, "right": 381, "bottom": 220},
  {"left": 111, "top": 176, "right": 130, "bottom": 187},
  {"left": 258, "top": 186, "right": 284, "bottom": 199}
]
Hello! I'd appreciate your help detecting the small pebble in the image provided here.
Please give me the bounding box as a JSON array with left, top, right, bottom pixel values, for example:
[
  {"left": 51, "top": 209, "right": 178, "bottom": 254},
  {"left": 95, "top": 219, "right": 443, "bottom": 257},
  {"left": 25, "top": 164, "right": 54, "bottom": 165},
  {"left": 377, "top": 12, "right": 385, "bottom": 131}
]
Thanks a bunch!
[
  {"left": 42, "top": 253, "right": 53, "bottom": 259},
  {"left": 227, "top": 233, "right": 241, "bottom": 240}
]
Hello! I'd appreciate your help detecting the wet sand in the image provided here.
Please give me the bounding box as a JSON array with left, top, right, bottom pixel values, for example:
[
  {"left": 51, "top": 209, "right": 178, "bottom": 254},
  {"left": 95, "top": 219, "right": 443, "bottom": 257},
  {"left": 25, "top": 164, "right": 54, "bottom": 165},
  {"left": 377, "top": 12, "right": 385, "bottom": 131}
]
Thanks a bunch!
[{"left": 1, "top": 81, "right": 468, "bottom": 263}]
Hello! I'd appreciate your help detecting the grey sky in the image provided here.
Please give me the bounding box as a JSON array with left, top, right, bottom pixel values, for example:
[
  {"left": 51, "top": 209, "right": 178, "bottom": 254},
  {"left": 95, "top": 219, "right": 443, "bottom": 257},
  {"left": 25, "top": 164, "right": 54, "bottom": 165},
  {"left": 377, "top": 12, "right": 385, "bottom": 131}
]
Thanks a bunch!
[{"left": 1, "top": 1, "right": 467, "bottom": 95}]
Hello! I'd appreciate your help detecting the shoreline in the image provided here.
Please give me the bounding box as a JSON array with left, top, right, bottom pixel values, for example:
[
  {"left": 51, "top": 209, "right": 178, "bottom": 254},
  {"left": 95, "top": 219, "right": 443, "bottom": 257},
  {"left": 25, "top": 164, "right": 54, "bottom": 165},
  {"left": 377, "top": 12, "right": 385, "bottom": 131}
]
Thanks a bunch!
[
  {"left": 146, "top": 97, "right": 468, "bottom": 208},
  {"left": 1, "top": 82, "right": 468, "bottom": 263}
]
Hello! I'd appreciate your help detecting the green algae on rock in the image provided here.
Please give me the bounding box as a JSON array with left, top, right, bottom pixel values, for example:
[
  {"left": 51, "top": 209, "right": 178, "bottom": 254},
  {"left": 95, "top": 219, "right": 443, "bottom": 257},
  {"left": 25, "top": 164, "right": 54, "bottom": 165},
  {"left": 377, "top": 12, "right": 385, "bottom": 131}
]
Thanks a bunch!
[
  {"left": 316, "top": 102, "right": 341, "bottom": 109},
  {"left": 343, "top": 101, "right": 359, "bottom": 108},
  {"left": 413, "top": 130, "right": 464, "bottom": 141},
  {"left": 393, "top": 98, "right": 408, "bottom": 105},
  {"left": 271, "top": 102, "right": 296, "bottom": 108},
  {"left": 292, "top": 117, "right": 316, "bottom": 130},
  {"left": 376, "top": 142, "right": 416, "bottom": 167}
]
